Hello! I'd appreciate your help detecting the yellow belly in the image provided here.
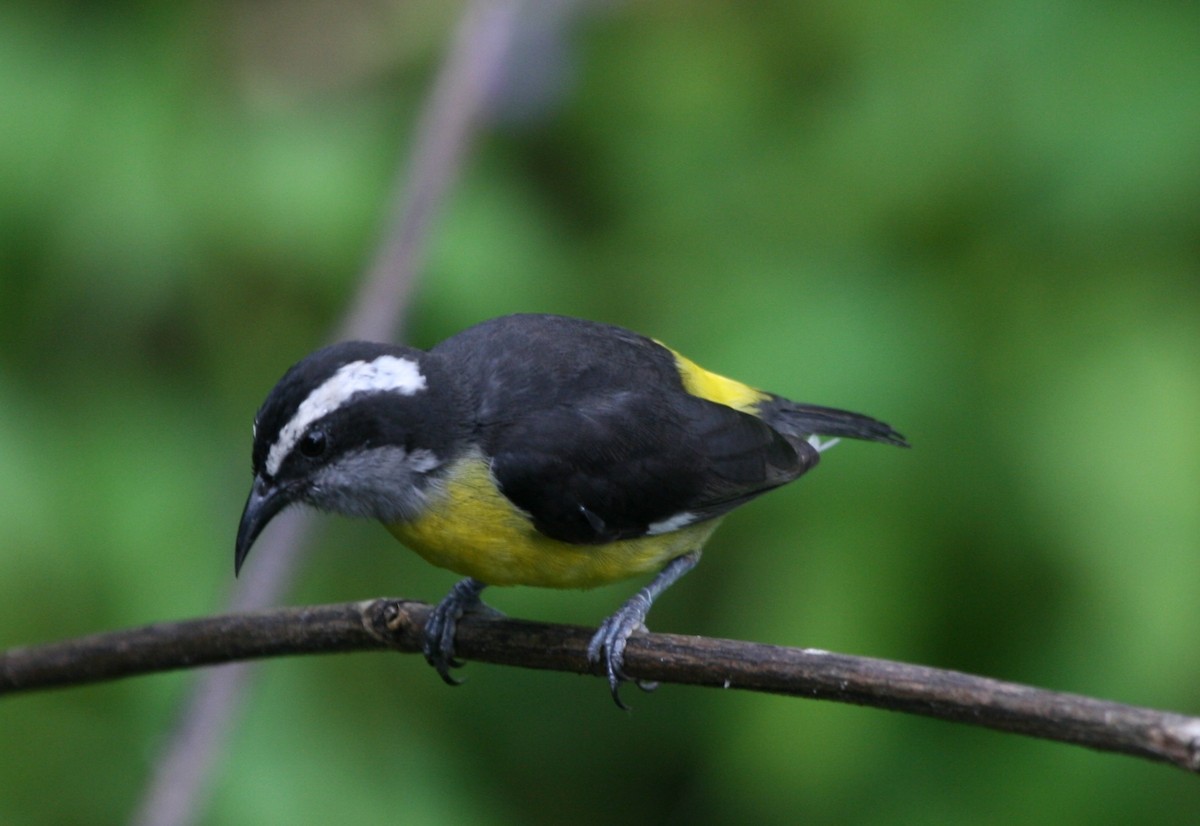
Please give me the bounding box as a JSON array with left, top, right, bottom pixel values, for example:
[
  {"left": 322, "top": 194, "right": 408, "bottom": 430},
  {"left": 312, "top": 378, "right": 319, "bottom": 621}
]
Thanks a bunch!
[{"left": 386, "top": 455, "right": 720, "bottom": 589}]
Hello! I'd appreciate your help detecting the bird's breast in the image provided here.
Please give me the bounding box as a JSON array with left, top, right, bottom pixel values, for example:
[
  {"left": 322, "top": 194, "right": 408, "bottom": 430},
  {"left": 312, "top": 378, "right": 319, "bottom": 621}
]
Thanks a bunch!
[{"left": 386, "top": 454, "right": 719, "bottom": 589}]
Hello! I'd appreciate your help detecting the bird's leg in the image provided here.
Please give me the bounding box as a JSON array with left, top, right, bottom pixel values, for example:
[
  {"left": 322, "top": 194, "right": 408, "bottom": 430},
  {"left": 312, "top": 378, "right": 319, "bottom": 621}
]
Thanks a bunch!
[
  {"left": 587, "top": 550, "right": 701, "bottom": 709},
  {"left": 423, "top": 577, "right": 497, "bottom": 684}
]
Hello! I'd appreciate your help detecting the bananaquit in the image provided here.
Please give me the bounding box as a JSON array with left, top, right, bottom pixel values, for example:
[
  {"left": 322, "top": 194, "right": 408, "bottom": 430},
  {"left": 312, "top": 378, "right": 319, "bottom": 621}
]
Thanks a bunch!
[{"left": 235, "top": 313, "right": 906, "bottom": 704}]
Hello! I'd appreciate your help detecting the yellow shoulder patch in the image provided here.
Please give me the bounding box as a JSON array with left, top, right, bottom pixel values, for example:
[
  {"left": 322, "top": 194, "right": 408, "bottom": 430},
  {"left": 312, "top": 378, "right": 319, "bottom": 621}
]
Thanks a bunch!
[{"left": 663, "top": 345, "right": 767, "bottom": 413}]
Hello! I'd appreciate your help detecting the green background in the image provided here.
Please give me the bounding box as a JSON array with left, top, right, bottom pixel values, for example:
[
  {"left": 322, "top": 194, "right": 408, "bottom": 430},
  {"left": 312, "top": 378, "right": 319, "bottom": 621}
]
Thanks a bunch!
[{"left": 2, "top": 1, "right": 1198, "bottom": 822}]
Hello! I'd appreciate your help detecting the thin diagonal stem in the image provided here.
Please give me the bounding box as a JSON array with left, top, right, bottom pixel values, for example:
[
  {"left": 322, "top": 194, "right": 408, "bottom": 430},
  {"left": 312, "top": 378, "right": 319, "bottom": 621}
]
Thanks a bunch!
[{"left": 128, "top": 4, "right": 525, "bottom": 825}]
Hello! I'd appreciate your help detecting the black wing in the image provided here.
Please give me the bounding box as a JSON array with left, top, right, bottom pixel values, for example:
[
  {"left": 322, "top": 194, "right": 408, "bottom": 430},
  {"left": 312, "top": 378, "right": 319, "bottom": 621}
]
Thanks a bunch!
[{"left": 487, "top": 390, "right": 819, "bottom": 545}]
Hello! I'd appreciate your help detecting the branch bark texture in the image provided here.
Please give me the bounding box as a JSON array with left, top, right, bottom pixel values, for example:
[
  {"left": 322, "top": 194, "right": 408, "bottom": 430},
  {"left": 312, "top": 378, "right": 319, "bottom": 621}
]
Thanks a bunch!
[{"left": 4, "top": 600, "right": 1198, "bottom": 774}]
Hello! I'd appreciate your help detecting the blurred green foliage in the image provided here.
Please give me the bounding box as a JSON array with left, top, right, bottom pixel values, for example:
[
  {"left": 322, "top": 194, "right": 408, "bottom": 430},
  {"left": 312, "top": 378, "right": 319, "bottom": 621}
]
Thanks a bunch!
[{"left": 2, "top": 1, "right": 1199, "bottom": 823}]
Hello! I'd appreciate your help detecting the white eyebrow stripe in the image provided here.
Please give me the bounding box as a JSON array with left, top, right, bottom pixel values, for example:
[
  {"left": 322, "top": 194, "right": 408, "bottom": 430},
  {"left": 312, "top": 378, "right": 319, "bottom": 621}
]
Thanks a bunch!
[{"left": 265, "top": 355, "right": 426, "bottom": 476}]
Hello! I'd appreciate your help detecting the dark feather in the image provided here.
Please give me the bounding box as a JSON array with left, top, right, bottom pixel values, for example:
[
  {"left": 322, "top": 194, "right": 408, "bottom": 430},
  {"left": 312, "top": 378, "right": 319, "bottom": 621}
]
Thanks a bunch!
[
  {"left": 487, "top": 391, "right": 815, "bottom": 544},
  {"left": 431, "top": 314, "right": 898, "bottom": 545},
  {"left": 757, "top": 398, "right": 909, "bottom": 447}
]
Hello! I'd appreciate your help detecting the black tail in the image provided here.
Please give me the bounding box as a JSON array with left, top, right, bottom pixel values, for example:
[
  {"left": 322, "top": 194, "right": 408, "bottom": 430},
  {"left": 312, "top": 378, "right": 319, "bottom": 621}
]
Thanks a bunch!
[{"left": 760, "top": 398, "right": 909, "bottom": 448}]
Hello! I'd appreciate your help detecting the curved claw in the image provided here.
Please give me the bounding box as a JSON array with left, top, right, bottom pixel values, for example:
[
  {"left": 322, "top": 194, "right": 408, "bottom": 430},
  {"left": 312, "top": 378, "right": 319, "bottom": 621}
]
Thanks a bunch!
[
  {"left": 587, "top": 604, "right": 650, "bottom": 709},
  {"left": 422, "top": 577, "right": 489, "bottom": 685},
  {"left": 587, "top": 551, "right": 701, "bottom": 709}
]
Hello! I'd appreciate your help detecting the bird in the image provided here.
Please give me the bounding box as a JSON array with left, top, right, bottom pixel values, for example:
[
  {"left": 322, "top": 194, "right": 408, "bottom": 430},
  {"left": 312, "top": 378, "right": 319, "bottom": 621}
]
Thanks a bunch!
[{"left": 234, "top": 313, "right": 907, "bottom": 705}]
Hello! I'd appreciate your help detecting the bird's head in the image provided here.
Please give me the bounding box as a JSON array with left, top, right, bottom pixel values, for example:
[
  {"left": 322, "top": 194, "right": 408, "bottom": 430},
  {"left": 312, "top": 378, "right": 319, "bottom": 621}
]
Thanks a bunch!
[{"left": 235, "top": 341, "right": 463, "bottom": 575}]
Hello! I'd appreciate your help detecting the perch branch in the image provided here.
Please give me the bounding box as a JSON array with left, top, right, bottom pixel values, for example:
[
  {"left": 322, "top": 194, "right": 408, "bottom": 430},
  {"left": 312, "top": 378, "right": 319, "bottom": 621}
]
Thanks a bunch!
[{"left": 4, "top": 599, "right": 1199, "bottom": 774}]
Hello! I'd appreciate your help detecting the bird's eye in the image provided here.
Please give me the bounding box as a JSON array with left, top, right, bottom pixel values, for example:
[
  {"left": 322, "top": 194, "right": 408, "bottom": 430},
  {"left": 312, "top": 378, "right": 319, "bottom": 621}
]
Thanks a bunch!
[{"left": 299, "top": 429, "right": 328, "bottom": 459}]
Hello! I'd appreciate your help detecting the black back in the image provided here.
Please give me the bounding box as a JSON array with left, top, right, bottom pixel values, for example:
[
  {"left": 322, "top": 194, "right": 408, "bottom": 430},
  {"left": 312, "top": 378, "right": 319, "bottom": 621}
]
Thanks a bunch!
[{"left": 434, "top": 315, "right": 817, "bottom": 543}]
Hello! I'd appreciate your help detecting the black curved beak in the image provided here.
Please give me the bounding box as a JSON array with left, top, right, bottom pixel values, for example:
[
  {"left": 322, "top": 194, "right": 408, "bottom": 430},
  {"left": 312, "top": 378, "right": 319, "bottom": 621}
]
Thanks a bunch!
[{"left": 235, "top": 475, "right": 291, "bottom": 576}]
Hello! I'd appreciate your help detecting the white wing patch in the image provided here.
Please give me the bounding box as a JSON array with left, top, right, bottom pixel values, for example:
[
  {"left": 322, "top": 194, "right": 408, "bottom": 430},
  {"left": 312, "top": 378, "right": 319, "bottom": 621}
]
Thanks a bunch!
[
  {"left": 265, "top": 355, "right": 426, "bottom": 476},
  {"left": 647, "top": 511, "right": 697, "bottom": 536}
]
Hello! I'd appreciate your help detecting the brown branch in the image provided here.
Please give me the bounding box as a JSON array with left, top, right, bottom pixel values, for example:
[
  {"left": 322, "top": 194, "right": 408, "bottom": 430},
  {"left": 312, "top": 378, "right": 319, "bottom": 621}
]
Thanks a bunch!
[{"left": 5, "top": 600, "right": 1199, "bottom": 774}]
